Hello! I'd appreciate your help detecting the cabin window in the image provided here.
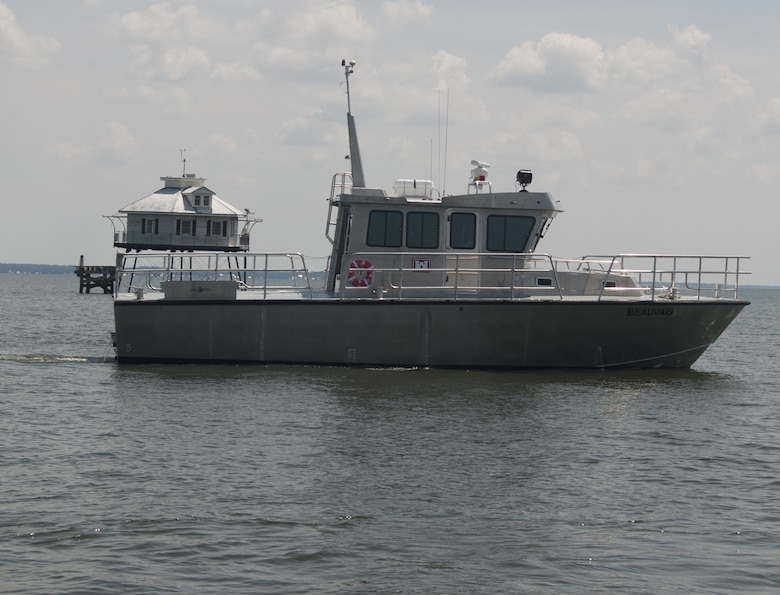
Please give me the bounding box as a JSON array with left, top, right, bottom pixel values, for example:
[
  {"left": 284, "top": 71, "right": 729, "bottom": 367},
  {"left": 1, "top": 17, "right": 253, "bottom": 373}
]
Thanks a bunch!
[
  {"left": 406, "top": 212, "right": 439, "bottom": 249},
  {"left": 222, "top": 221, "right": 228, "bottom": 237},
  {"left": 366, "top": 210, "right": 403, "bottom": 247},
  {"left": 486, "top": 215, "right": 535, "bottom": 252},
  {"left": 449, "top": 212, "right": 476, "bottom": 249}
]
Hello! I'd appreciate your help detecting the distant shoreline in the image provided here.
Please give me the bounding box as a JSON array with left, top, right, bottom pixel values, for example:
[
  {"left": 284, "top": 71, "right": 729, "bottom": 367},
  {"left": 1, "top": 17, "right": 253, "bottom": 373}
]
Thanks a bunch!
[{"left": 1, "top": 263, "right": 74, "bottom": 275}]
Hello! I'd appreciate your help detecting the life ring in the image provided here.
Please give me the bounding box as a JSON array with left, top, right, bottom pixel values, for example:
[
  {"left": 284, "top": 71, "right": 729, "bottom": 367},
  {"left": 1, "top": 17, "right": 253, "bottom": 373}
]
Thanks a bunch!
[{"left": 348, "top": 259, "right": 373, "bottom": 287}]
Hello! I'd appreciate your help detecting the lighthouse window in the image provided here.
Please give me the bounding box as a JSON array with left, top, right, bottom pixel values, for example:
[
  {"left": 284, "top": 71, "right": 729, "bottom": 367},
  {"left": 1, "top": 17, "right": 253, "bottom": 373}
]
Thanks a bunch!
[
  {"left": 406, "top": 212, "right": 439, "bottom": 249},
  {"left": 206, "top": 220, "right": 226, "bottom": 237},
  {"left": 194, "top": 196, "right": 201, "bottom": 206},
  {"left": 486, "top": 215, "right": 535, "bottom": 252},
  {"left": 449, "top": 212, "right": 476, "bottom": 249},
  {"left": 366, "top": 210, "right": 403, "bottom": 247},
  {"left": 142, "top": 218, "right": 160, "bottom": 235}
]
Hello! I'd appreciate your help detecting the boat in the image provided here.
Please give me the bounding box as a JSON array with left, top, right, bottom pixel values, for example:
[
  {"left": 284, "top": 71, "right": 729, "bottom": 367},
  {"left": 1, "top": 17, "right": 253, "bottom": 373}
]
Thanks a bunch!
[{"left": 111, "top": 61, "right": 749, "bottom": 369}]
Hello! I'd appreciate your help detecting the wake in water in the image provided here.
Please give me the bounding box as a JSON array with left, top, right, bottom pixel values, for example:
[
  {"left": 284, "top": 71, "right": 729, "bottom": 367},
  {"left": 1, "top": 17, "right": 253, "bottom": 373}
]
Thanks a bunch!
[{"left": 0, "top": 353, "right": 112, "bottom": 364}]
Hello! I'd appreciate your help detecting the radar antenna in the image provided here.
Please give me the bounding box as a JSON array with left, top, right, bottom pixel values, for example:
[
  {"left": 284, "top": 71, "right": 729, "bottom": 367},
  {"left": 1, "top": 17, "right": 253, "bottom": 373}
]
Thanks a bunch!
[{"left": 180, "top": 149, "right": 187, "bottom": 177}]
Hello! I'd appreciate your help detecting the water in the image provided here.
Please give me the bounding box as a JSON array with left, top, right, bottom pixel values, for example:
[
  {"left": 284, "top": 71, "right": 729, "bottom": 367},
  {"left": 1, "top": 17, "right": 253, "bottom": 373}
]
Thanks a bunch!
[{"left": 1, "top": 273, "right": 779, "bottom": 594}]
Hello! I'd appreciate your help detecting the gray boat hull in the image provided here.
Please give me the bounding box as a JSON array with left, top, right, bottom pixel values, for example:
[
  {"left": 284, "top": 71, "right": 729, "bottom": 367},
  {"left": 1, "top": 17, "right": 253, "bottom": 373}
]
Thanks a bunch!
[{"left": 114, "top": 299, "right": 748, "bottom": 369}]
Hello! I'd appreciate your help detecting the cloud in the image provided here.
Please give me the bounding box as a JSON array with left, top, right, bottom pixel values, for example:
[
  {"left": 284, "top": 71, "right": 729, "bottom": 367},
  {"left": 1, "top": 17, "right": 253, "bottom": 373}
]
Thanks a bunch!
[
  {"left": 668, "top": 23, "right": 711, "bottom": 65},
  {"left": 120, "top": 3, "right": 210, "bottom": 43},
  {"left": 761, "top": 97, "right": 780, "bottom": 134},
  {"left": 286, "top": 1, "right": 375, "bottom": 42},
  {"left": 0, "top": 1, "right": 61, "bottom": 68},
  {"left": 489, "top": 32, "right": 605, "bottom": 92},
  {"left": 380, "top": 0, "right": 434, "bottom": 23},
  {"left": 431, "top": 50, "right": 469, "bottom": 90},
  {"left": 212, "top": 60, "right": 260, "bottom": 82},
  {"left": 104, "top": 121, "right": 139, "bottom": 159},
  {"left": 47, "top": 141, "right": 93, "bottom": 162},
  {"left": 606, "top": 37, "right": 687, "bottom": 85},
  {"left": 490, "top": 25, "right": 714, "bottom": 93},
  {"left": 128, "top": 44, "right": 211, "bottom": 80},
  {"left": 47, "top": 121, "right": 138, "bottom": 164},
  {"left": 615, "top": 87, "right": 688, "bottom": 129},
  {"left": 709, "top": 63, "right": 753, "bottom": 103}
]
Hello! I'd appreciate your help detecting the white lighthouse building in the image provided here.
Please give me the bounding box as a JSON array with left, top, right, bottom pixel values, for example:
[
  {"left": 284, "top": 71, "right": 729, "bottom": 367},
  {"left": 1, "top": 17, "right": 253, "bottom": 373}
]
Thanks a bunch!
[{"left": 107, "top": 173, "right": 259, "bottom": 252}]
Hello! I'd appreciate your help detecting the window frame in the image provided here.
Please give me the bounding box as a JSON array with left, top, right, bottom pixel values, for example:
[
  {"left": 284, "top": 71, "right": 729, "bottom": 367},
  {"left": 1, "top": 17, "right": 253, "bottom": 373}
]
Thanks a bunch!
[
  {"left": 486, "top": 214, "right": 536, "bottom": 252},
  {"left": 406, "top": 211, "right": 439, "bottom": 249},
  {"left": 449, "top": 212, "right": 477, "bottom": 250},
  {"left": 366, "top": 210, "right": 403, "bottom": 248}
]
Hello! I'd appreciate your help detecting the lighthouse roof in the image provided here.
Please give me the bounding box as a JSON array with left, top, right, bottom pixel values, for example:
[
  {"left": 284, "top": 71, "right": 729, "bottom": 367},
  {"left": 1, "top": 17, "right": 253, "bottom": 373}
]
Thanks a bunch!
[{"left": 116, "top": 175, "right": 245, "bottom": 216}]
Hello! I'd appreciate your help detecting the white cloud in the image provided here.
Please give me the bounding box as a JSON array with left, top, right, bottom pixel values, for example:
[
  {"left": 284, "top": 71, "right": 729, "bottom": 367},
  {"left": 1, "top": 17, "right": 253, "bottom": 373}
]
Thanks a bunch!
[
  {"left": 668, "top": 23, "right": 711, "bottom": 64},
  {"left": 490, "top": 25, "right": 715, "bottom": 92},
  {"left": 128, "top": 44, "right": 210, "bottom": 80},
  {"left": 615, "top": 87, "right": 688, "bottom": 128},
  {"left": 104, "top": 121, "right": 139, "bottom": 159},
  {"left": 213, "top": 60, "right": 260, "bottom": 82},
  {"left": 431, "top": 50, "right": 469, "bottom": 90},
  {"left": 0, "top": 1, "right": 61, "bottom": 68},
  {"left": 761, "top": 97, "right": 780, "bottom": 134},
  {"left": 489, "top": 32, "right": 605, "bottom": 91},
  {"left": 47, "top": 141, "right": 93, "bottom": 162},
  {"left": 120, "top": 4, "right": 208, "bottom": 43},
  {"left": 606, "top": 37, "right": 688, "bottom": 85},
  {"left": 709, "top": 63, "right": 753, "bottom": 103},
  {"left": 380, "top": 0, "right": 434, "bottom": 23},
  {"left": 205, "top": 132, "right": 239, "bottom": 155},
  {"left": 46, "top": 122, "right": 138, "bottom": 164},
  {"left": 287, "top": 1, "right": 375, "bottom": 43}
]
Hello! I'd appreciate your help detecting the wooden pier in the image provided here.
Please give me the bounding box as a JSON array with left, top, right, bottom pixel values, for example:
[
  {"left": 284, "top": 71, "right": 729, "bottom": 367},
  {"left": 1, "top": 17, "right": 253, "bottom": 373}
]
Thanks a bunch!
[{"left": 74, "top": 255, "right": 116, "bottom": 294}]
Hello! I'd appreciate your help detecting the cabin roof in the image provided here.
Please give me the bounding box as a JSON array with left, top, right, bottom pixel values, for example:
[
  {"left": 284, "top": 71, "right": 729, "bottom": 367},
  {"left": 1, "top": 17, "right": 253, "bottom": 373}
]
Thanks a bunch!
[
  {"left": 117, "top": 186, "right": 245, "bottom": 216},
  {"left": 340, "top": 189, "right": 561, "bottom": 212}
]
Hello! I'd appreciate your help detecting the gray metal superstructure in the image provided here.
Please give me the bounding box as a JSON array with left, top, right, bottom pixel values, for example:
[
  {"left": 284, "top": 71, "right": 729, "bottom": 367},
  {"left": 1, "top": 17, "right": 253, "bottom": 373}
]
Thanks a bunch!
[{"left": 112, "top": 61, "right": 749, "bottom": 368}]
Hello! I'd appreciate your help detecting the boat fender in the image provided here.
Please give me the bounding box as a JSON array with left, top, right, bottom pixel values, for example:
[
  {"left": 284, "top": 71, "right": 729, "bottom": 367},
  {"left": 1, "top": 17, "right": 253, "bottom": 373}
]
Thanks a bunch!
[{"left": 348, "top": 259, "right": 374, "bottom": 287}]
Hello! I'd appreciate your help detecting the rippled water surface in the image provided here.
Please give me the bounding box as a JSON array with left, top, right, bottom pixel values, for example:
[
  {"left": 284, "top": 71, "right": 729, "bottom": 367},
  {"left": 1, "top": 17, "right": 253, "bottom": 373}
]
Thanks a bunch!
[{"left": 2, "top": 273, "right": 779, "bottom": 593}]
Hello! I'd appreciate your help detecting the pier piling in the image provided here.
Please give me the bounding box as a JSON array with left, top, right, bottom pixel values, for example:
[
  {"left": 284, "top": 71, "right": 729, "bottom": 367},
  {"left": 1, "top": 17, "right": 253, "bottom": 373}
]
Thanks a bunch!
[{"left": 75, "top": 255, "right": 116, "bottom": 294}]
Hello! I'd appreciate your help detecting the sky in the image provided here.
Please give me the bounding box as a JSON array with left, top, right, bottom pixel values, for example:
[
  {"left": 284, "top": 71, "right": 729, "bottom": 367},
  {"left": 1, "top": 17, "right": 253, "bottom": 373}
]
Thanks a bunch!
[{"left": 2, "top": 0, "right": 779, "bottom": 284}]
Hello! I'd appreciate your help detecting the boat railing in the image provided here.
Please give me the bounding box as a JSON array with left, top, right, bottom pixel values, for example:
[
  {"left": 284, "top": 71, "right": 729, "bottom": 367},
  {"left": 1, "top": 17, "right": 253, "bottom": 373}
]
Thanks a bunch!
[
  {"left": 596, "top": 254, "right": 749, "bottom": 301},
  {"left": 115, "top": 251, "right": 749, "bottom": 302},
  {"left": 116, "top": 252, "right": 316, "bottom": 299},
  {"left": 337, "top": 252, "right": 749, "bottom": 301}
]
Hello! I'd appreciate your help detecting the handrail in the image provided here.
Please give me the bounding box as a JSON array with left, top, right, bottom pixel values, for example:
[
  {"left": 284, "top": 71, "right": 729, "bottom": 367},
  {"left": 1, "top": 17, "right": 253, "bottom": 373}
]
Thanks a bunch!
[
  {"left": 116, "top": 251, "right": 750, "bottom": 302},
  {"left": 339, "top": 252, "right": 749, "bottom": 301},
  {"left": 116, "top": 252, "right": 316, "bottom": 299}
]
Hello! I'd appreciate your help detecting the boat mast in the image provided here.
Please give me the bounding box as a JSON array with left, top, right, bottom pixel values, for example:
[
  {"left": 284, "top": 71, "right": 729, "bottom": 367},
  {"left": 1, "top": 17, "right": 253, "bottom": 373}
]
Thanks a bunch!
[{"left": 342, "top": 59, "right": 366, "bottom": 188}]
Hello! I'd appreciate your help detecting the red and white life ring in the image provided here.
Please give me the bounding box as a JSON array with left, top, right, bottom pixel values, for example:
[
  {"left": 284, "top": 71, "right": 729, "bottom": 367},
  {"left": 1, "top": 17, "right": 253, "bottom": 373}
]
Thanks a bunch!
[{"left": 347, "top": 259, "right": 374, "bottom": 287}]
